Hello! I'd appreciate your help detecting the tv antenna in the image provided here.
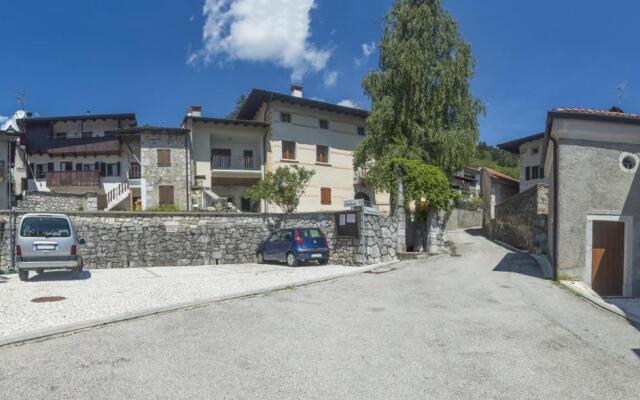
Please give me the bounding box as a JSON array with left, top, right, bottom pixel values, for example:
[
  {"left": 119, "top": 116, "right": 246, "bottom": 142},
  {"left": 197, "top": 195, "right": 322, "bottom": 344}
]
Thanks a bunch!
[
  {"left": 16, "top": 90, "right": 25, "bottom": 110},
  {"left": 616, "top": 81, "right": 629, "bottom": 106}
]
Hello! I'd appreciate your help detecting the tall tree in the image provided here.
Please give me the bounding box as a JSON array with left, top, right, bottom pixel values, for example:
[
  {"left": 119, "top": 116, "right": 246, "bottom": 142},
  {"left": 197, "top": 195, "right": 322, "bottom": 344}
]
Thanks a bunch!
[
  {"left": 226, "top": 95, "right": 247, "bottom": 119},
  {"left": 355, "top": 0, "right": 484, "bottom": 177}
]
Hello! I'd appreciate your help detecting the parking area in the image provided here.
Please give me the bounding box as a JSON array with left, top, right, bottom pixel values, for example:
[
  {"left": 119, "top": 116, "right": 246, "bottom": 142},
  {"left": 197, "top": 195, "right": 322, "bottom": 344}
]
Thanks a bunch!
[{"left": 0, "top": 263, "right": 361, "bottom": 341}]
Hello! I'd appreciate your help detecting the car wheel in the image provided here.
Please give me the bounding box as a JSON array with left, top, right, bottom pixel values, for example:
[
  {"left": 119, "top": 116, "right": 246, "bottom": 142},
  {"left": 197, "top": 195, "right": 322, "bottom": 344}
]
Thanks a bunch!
[
  {"left": 319, "top": 258, "right": 329, "bottom": 266},
  {"left": 18, "top": 270, "right": 29, "bottom": 282},
  {"left": 256, "top": 252, "right": 264, "bottom": 264},
  {"left": 35, "top": 268, "right": 45, "bottom": 275},
  {"left": 286, "top": 252, "right": 298, "bottom": 267}
]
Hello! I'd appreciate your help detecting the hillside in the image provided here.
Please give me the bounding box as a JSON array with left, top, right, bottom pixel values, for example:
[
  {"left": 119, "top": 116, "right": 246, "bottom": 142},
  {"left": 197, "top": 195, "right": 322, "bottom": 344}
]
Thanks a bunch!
[{"left": 472, "top": 141, "right": 519, "bottom": 179}]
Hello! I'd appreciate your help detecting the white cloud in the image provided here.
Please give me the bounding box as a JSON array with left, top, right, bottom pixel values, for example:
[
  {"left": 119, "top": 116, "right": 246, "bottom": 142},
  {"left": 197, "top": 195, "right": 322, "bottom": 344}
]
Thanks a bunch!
[
  {"left": 323, "top": 71, "right": 338, "bottom": 88},
  {"left": 189, "top": 0, "right": 331, "bottom": 81},
  {"left": 337, "top": 99, "right": 360, "bottom": 109},
  {"left": 355, "top": 41, "right": 376, "bottom": 66}
]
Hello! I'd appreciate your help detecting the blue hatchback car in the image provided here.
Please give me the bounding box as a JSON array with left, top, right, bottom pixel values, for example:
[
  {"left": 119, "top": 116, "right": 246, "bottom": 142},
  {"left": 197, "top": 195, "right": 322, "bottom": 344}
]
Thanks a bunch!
[{"left": 257, "top": 227, "right": 330, "bottom": 267}]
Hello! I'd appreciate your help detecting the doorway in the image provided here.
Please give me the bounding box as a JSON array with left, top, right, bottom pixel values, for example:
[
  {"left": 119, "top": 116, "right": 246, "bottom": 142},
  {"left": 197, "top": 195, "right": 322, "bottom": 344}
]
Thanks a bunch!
[{"left": 591, "top": 221, "right": 625, "bottom": 296}]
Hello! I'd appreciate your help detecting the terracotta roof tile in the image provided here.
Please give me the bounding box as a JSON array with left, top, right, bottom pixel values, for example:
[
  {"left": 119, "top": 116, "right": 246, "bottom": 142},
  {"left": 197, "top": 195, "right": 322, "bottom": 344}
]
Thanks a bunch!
[
  {"left": 483, "top": 167, "right": 519, "bottom": 184},
  {"left": 551, "top": 107, "right": 640, "bottom": 120}
]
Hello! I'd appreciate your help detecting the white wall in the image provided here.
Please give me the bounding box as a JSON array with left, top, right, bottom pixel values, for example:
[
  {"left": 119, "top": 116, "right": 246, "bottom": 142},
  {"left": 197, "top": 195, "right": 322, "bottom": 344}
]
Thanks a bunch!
[{"left": 519, "top": 138, "right": 548, "bottom": 192}]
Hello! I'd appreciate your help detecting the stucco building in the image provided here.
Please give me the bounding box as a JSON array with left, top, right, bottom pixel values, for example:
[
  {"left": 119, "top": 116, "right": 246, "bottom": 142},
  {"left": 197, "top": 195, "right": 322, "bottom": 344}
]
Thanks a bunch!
[
  {"left": 185, "top": 86, "right": 390, "bottom": 213},
  {"left": 498, "top": 132, "right": 548, "bottom": 192},
  {"left": 542, "top": 107, "right": 640, "bottom": 297}
]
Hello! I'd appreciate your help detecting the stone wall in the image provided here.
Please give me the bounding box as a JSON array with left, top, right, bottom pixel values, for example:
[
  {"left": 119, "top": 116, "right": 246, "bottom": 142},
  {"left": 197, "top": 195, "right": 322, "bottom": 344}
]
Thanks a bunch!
[
  {"left": 0, "top": 211, "right": 398, "bottom": 269},
  {"left": 406, "top": 211, "right": 446, "bottom": 254},
  {"left": 15, "top": 191, "right": 98, "bottom": 212},
  {"left": 484, "top": 184, "right": 548, "bottom": 254},
  {"left": 444, "top": 208, "right": 483, "bottom": 232},
  {"left": 141, "top": 132, "right": 189, "bottom": 210}
]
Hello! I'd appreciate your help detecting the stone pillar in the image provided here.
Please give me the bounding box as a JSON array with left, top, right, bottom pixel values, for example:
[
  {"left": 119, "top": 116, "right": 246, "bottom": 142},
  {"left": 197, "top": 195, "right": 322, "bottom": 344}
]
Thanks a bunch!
[
  {"left": 395, "top": 169, "right": 406, "bottom": 253},
  {"left": 426, "top": 210, "right": 444, "bottom": 253}
]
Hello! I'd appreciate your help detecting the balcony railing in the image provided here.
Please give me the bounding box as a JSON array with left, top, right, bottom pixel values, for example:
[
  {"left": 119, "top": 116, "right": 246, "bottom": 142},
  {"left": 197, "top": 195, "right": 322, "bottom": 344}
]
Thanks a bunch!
[
  {"left": 46, "top": 171, "right": 101, "bottom": 188},
  {"left": 212, "top": 155, "right": 260, "bottom": 171},
  {"left": 129, "top": 162, "right": 141, "bottom": 179}
]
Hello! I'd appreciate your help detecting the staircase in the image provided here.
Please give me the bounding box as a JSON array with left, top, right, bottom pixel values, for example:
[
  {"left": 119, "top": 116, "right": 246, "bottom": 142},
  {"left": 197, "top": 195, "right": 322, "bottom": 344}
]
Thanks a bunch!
[{"left": 98, "top": 181, "right": 130, "bottom": 211}]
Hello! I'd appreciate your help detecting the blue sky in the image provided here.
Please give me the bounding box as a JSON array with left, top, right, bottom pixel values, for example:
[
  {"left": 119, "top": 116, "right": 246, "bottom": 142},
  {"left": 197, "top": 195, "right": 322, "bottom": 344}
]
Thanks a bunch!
[{"left": 1, "top": 0, "right": 639, "bottom": 144}]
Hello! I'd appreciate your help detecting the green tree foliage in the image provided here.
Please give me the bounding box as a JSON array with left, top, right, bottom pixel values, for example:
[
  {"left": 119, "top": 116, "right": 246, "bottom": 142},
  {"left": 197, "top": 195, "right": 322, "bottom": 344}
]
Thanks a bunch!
[
  {"left": 472, "top": 141, "right": 519, "bottom": 178},
  {"left": 367, "top": 158, "right": 455, "bottom": 211},
  {"left": 226, "top": 95, "right": 247, "bottom": 119},
  {"left": 355, "top": 0, "right": 484, "bottom": 177},
  {"left": 246, "top": 166, "right": 315, "bottom": 214}
]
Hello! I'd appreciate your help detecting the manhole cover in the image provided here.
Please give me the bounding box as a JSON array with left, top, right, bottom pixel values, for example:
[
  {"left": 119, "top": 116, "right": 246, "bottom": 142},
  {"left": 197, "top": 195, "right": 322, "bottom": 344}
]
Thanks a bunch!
[{"left": 31, "top": 296, "right": 66, "bottom": 303}]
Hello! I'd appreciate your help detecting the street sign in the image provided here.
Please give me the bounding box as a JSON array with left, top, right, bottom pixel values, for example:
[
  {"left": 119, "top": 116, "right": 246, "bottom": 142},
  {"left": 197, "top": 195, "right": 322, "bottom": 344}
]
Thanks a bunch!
[{"left": 344, "top": 199, "right": 365, "bottom": 208}]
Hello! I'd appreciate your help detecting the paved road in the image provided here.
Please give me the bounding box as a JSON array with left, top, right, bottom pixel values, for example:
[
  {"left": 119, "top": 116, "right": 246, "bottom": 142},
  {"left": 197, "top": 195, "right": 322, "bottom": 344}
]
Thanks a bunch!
[{"left": 1, "top": 230, "right": 639, "bottom": 399}]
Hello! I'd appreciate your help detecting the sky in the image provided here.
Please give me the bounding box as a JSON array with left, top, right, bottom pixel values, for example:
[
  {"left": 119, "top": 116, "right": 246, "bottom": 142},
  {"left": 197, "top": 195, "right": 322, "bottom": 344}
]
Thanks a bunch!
[{"left": 1, "top": 0, "right": 639, "bottom": 145}]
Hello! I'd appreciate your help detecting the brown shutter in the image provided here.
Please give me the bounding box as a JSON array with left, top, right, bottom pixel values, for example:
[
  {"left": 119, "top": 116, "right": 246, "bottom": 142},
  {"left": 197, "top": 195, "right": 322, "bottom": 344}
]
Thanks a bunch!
[
  {"left": 321, "top": 188, "right": 331, "bottom": 205},
  {"left": 157, "top": 149, "right": 171, "bottom": 167},
  {"left": 159, "top": 185, "right": 174, "bottom": 205}
]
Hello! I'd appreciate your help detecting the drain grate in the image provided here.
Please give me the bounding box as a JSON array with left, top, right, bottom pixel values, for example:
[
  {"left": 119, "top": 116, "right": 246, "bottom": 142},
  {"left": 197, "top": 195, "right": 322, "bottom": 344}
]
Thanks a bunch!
[{"left": 31, "top": 296, "right": 67, "bottom": 303}]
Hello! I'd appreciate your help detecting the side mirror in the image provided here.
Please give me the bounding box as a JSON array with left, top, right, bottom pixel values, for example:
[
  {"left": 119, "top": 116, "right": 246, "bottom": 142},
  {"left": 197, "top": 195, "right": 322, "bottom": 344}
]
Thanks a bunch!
[{"left": 78, "top": 239, "right": 86, "bottom": 245}]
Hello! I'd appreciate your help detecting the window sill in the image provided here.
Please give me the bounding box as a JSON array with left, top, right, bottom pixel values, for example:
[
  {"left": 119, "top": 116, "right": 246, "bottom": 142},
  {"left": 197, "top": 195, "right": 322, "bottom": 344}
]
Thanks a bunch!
[
  {"left": 315, "top": 162, "right": 332, "bottom": 167},
  {"left": 280, "top": 159, "right": 298, "bottom": 163}
]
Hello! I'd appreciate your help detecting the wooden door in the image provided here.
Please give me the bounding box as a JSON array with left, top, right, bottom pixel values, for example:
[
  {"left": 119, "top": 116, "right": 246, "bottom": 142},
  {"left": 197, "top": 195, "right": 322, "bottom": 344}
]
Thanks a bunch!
[{"left": 592, "top": 221, "right": 625, "bottom": 296}]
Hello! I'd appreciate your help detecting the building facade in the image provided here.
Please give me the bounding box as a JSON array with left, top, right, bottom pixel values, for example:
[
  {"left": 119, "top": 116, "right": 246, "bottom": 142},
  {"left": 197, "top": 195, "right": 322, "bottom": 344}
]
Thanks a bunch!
[
  {"left": 542, "top": 107, "right": 640, "bottom": 297},
  {"left": 498, "top": 132, "right": 548, "bottom": 192}
]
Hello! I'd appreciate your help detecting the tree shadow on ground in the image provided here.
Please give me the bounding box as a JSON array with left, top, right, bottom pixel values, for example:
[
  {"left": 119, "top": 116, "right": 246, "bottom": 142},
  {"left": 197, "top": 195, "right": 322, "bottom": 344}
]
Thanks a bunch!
[
  {"left": 27, "top": 270, "right": 92, "bottom": 282},
  {"left": 493, "top": 253, "right": 544, "bottom": 279}
]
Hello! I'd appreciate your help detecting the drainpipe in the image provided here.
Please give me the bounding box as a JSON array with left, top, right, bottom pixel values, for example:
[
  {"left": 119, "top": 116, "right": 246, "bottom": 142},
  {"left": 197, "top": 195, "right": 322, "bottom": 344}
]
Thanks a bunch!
[
  {"left": 551, "top": 136, "right": 559, "bottom": 281},
  {"left": 185, "top": 128, "right": 191, "bottom": 211},
  {"left": 261, "top": 94, "right": 274, "bottom": 214}
]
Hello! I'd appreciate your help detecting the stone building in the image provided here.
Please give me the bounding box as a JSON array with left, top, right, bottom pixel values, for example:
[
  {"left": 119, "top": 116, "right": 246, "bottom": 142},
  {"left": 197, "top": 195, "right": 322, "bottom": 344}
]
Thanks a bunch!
[
  {"left": 481, "top": 167, "right": 519, "bottom": 231},
  {"left": 542, "top": 107, "right": 640, "bottom": 297}
]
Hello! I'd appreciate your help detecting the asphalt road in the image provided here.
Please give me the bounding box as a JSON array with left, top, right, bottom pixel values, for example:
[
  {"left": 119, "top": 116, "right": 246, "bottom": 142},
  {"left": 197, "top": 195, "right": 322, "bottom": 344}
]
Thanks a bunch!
[{"left": 1, "top": 230, "right": 639, "bottom": 399}]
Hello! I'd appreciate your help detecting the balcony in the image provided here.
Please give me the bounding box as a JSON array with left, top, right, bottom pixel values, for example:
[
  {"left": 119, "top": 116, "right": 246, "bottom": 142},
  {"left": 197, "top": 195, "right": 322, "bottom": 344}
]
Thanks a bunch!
[
  {"left": 46, "top": 171, "right": 100, "bottom": 188},
  {"left": 212, "top": 155, "right": 260, "bottom": 171}
]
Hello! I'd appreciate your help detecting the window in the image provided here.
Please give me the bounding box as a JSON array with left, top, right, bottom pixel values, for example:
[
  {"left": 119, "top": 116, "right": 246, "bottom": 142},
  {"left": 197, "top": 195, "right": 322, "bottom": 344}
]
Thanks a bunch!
[
  {"left": 60, "top": 161, "right": 73, "bottom": 171},
  {"left": 531, "top": 166, "right": 539, "bottom": 180},
  {"left": 81, "top": 131, "right": 93, "bottom": 139},
  {"left": 34, "top": 164, "right": 46, "bottom": 179},
  {"left": 357, "top": 126, "right": 366, "bottom": 136},
  {"left": 316, "top": 145, "right": 329, "bottom": 163},
  {"left": 75, "top": 163, "right": 83, "bottom": 171},
  {"left": 531, "top": 147, "right": 539, "bottom": 155},
  {"left": 96, "top": 162, "right": 120, "bottom": 177},
  {"left": 159, "top": 185, "right": 175, "bottom": 206},
  {"left": 321, "top": 187, "right": 332, "bottom": 205},
  {"left": 282, "top": 141, "right": 296, "bottom": 160},
  {"left": 83, "top": 164, "right": 94, "bottom": 171},
  {"left": 319, "top": 119, "right": 329, "bottom": 129},
  {"left": 539, "top": 167, "right": 544, "bottom": 178},
  {"left": 20, "top": 216, "right": 71, "bottom": 238},
  {"left": 280, "top": 112, "right": 292, "bottom": 123},
  {"left": 157, "top": 149, "right": 171, "bottom": 167},
  {"left": 525, "top": 166, "right": 531, "bottom": 181},
  {"left": 54, "top": 132, "right": 66, "bottom": 139},
  {"left": 243, "top": 150, "right": 254, "bottom": 169},
  {"left": 212, "top": 149, "right": 232, "bottom": 169}
]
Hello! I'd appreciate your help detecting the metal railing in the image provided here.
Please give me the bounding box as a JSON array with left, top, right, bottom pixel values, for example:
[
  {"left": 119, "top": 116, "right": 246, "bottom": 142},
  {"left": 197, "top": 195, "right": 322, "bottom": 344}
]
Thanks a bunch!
[
  {"left": 211, "top": 155, "right": 259, "bottom": 170},
  {"left": 46, "top": 171, "right": 100, "bottom": 187}
]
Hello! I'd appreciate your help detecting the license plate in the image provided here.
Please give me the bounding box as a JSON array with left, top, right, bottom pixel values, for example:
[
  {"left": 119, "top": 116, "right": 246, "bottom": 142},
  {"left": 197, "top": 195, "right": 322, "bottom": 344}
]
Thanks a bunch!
[
  {"left": 311, "top": 253, "right": 322, "bottom": 258},
  {"left": 37, "top": 245, "right": 55, "bottom": 250}
]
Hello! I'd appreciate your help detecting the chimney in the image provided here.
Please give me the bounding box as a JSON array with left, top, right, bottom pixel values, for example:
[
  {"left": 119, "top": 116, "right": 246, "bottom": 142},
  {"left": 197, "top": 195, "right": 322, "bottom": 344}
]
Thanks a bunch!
[
  {"left": 609, "top": 106, "right": 624, "bottom": 113},
  {"left": 187, "top": 105, "right": 202, "bottom": 117},
  {"left": 290, "top": 85, "right": 303, "bottom": 98}
]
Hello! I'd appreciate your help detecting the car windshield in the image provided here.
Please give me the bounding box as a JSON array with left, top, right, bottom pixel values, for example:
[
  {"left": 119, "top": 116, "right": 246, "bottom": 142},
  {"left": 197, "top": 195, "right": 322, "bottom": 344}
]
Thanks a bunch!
[
  {"left": 20, "top": 217, "right": 71, "bottom": 238},
  {"left": 300, "top": 229, "right": 323, "bottom": 239}
]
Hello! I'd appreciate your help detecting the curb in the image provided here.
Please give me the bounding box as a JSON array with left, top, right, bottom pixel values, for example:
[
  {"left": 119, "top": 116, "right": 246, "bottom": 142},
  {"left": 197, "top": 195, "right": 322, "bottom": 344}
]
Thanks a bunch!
[
  {"left": 559, "top": 280, "right": 640, "bottom": 327},
  {"left": 0, "top": 260, "right": 400, "bottom": 348}
]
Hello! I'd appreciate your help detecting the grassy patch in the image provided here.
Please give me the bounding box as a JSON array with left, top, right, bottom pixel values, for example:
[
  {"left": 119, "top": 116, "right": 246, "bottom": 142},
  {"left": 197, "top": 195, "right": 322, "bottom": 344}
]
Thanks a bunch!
[{"left": 145, "top": 204, "right": 182, "bottom": 212}]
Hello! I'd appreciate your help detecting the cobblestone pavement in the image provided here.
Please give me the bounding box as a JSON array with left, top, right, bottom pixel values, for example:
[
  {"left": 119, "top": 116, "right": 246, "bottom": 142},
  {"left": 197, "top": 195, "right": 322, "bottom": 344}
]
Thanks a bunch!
[{"left": 0, "top": 263, "right": 359, "bottom": 339}]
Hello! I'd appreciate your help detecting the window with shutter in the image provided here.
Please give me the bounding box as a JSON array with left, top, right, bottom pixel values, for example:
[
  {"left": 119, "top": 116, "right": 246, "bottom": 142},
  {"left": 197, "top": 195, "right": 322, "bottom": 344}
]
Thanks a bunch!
[
  {"left": 320, "top": 188, "right": 331, "bottom": 205},
  {"left": 282, "top": 141, "right": 296, "bottom": 160},
  {"left": 157, "top": 149, "right": 171, "bottom": 167},
  {"left": 159, "top": 185, "right": 174, "bottom": 206}
]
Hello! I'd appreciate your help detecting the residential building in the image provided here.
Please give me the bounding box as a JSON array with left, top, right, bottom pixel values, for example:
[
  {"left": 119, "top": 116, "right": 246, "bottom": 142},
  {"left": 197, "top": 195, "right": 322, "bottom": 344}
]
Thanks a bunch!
[
  {"left": 0, "top": 129, "right": 18, "bottom": 209},
  {"left": 452, "top": 167, "right": 481, "bottom": 196},
  {"left": 497, "top": 132, "right": 548, "bottom": 192},
  {"left": 542, "top": 107, "right": 640, "bottom": 297},
  {"left": 480, "top": 167, "right": 519, "bottom": 231},
  {"left": 185, "top": 86, "right": 390, "bottom": 213},
  {"left": 18, "top": 114, "right": 189, "bottom": 211}
]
